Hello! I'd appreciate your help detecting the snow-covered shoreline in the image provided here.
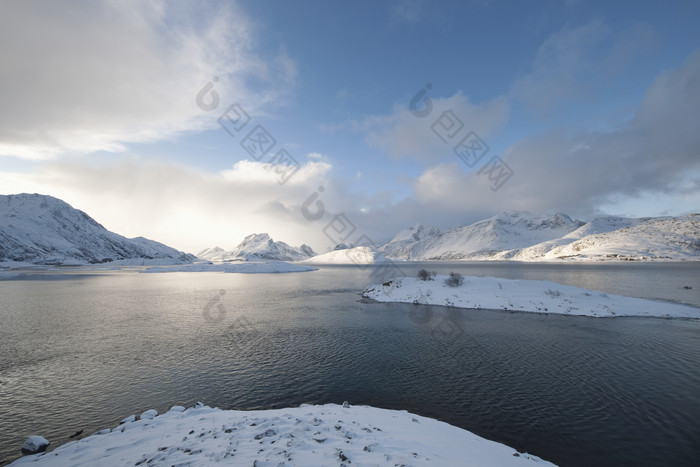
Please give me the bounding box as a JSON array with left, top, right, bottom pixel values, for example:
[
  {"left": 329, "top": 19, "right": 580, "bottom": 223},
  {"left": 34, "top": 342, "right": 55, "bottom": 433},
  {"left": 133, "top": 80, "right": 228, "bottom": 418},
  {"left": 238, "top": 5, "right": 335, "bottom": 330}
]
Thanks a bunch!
[
  {"left": 363, "top": 275, "right": 700, "bottom": 318},
  {"left": 0, "top": 261, "right": 318, "bottom": 275},
  {"left": 10, "top": 403, "right": 554, "bottom": 466},
  {"left": 141, "top": 261, "right": 318, "bottom": 274}
]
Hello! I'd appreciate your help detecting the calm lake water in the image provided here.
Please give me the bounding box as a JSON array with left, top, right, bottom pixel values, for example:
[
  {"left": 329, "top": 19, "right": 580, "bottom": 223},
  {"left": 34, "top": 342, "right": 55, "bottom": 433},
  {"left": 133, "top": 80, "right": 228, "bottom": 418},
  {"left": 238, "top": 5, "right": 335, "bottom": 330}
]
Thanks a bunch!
[{"left": 0, "top": 262, "right": 699, "bottom": 466}]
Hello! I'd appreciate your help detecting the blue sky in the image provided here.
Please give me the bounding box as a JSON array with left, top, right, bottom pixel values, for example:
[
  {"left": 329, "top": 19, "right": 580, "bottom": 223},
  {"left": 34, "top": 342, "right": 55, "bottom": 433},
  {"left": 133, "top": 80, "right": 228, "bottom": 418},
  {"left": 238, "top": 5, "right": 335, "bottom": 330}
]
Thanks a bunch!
[{"left": 1, "top": 0, "right": 699, "bottom": 253}]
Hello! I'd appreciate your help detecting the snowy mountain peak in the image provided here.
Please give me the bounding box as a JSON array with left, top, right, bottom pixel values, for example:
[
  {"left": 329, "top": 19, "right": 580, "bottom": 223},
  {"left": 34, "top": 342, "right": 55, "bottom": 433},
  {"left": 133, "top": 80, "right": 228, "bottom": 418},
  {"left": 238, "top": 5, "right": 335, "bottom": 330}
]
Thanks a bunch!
[
  {"left": 238, "top": 233, "right": 272, "bottom": 247},
  {"left": 513, "top": 214, "right": 700, "bottom": 261},
  {"left": 2, "top": 193, "right": 105, "bottom": 230},
  {"left": 387, "top": 223, "right": 442, "bottom": 244},
  {"left": 303, "top": 246, "right": 391, "bottom": 264},
  {"left": 377, "top": 211, "right": 698, "bottom": 262},
  {"left": 198, "top": 233, "right": 316, "bottom": 262},
  {"left": 381, "top": 212, "right": 583, "bottom": 260},
  {"left": 196, "top": 246, "right": 225, "bottom": 258},
  {"left": 0, "top": 193, "right": 195, "bottom": 265},
  {"left": 299, "top": 244, "right": 315, "bottom": 257},
  {"left": 480, "top": 211, "right": 579, "bottom": 230}
]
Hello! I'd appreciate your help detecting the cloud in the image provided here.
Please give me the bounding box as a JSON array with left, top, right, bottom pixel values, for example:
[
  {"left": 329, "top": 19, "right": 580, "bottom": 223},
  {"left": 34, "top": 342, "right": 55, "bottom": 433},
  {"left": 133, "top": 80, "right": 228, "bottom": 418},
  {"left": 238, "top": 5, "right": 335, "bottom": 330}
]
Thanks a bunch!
[
  {"left": 1, "top": 152, "right": 400, "bottom": 253},
  {"left": 0, "top": 149, "right": 466, "bottom": 253},
  {"left": 511, "top": 19, "right": 656, "bottom": 114},
  {"left": 6, "top": 40, "right": 697, "bottom": 258},
  {"left": 413, "top": 47, "right": 700, "bottom": 218},
  {"left": 30, "top": 44, "right": 695, "bottom": 253},
  {"left": 0, "top": 0, "right": 295, "bottom": 160},
  {"left": 390, "top": 0, "right": 425, "bottom": 24},
  {"left": 221, "top": 159, "right": 331, "bottom": 185},
  {"left": 362, "top": 92, "right": 510, "bottom": 164}
]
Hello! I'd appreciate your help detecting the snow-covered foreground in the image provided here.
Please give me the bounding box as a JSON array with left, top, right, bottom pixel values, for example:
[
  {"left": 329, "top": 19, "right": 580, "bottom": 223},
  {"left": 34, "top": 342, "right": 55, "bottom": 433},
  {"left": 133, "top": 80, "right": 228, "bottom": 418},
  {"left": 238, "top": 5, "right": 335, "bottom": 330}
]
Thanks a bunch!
[
  {"left": 142, "top": 261, "right": 317, "bottom": 274},
  {"left": 11, "top": 403, "right": 554, "bottom": 466},
  {"left": 363, "top": 276, "right": 700, "bottom": 318}
]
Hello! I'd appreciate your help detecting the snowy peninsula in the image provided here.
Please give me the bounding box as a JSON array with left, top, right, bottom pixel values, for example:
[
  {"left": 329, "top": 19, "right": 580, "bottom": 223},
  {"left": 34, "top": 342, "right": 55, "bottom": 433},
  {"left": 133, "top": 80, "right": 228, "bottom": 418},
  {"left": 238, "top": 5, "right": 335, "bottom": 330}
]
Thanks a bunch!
[
  {"left": 363, "top": 275, "right": 699, "bottom": 318},
  {"left": 10, "top": 403, "right": 554, "bottom": 466}
]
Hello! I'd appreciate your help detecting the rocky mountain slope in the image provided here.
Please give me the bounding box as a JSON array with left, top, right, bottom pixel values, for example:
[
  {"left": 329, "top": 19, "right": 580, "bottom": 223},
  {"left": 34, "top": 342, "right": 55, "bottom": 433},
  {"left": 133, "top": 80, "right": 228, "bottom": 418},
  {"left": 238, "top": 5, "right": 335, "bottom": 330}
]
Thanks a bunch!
[
  {"left": 378, "top": 212, "right": 699, "bottom": 262},
  {"left": 197, "top": 233, "right": 316, "bottom": 262},
  {"left": 510, "top": 215, "right": 700, "bottom": 261},
  {"left": 0, "top": 194, "right": 194, "bottom": 265},
  {"left": 379, "top": 212, "right": 583, "bottom": 260}
]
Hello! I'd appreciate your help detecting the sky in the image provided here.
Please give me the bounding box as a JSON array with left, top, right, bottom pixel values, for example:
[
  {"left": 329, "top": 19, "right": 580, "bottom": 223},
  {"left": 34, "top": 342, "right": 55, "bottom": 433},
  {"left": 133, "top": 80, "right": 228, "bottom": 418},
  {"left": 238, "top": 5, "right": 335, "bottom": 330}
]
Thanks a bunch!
[{"left": 1, "top": 0, "right": 699, "bottom": 254}]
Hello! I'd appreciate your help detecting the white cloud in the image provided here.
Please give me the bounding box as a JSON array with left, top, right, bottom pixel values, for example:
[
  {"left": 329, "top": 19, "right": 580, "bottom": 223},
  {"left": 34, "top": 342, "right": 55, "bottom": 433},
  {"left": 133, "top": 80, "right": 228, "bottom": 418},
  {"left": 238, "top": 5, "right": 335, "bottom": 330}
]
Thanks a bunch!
[
  {"left": 0, "top": 0, "right": 295, "bottom": 159},
  {"left": 362, "top": 92, "right": 510, "bottom": 164},
  {"left": 221, "top": 159, "right": 332, "bottom": 186},
  {"left": 1, "top": 155, "right": 346, "bottom": 253},
  {"left": 390, "top": 0, "right": 425, "bottom": 24},
  {"left": 413, "top": 48, "right": 700, "bottom": 219},
  {"left": 9, "top": 43, "right": 696, "bottom": 253},
  {"left": 307, "top": 152, "right": 327, "bottom": 161},
  {"left": 511, "top": 19, "right": 656, "bottom": 114}
]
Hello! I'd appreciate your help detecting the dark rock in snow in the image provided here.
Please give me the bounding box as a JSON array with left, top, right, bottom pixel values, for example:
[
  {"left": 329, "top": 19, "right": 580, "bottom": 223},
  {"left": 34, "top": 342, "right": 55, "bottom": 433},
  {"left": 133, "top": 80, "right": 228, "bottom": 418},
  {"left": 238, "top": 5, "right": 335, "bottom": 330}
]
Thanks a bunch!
[{"left": 21, "top": 436, "right": 49, "bottom": 454}]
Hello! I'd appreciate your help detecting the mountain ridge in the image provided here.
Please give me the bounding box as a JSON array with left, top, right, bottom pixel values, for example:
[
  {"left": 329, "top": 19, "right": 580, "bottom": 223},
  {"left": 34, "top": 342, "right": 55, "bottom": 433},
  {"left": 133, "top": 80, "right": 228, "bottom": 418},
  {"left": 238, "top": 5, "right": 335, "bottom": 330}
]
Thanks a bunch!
[
  {"left": 0, "top": 193, "right": 195, "bottom": 265},
  {"left": 3, "top": 194, "right": 697, "bottom": 265},
  {"left": 379, "top": 212, "right": 585, "bottom": 260},
  {"left": 197, "top": 233, "right": 316, "bottom": 262},
  {"left": 379, "top": 212, "right": 699, "bottom": 262}
]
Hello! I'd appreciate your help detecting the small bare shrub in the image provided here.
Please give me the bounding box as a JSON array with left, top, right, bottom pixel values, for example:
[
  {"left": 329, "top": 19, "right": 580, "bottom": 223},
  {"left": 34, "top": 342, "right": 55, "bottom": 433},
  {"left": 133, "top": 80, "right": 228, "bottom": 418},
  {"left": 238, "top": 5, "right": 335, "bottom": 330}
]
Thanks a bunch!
[
  {"left": 417, "top": 269, "right": 436, "bottom": 281},
  {"left": 444, "top": 272, "right": 464, "bottom": 287}
]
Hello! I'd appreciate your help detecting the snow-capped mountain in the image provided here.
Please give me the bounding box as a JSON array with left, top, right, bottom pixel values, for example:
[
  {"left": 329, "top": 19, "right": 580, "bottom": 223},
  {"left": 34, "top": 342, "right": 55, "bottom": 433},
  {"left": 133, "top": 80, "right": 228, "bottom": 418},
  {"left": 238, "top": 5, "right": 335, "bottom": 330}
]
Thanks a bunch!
[
  {"left": 196, "top": 246, "right": 226, "bottom": 261},
  {"left": 378, "top": 224, "right": 442, "bottom": 260},
  {"left": 503, "top": 216, "right": 641, "bottom": 260},
  {"left": 302, "top": 246, "right": 391, "bottom": 264},
  {"left": 379, "top": 212, "right": 699, "bottom": 262},
  {"left": 197, "top": 233, "right": 316, "bottom": 262},
  {"left": 511, "top": 214, "right": 700, "bottom": 261},
  {"left": 0, "top": 194, "right": 195, "bottom": 265},
  {"left": 380, "top": 212, "right": 583, "bottom": 260}
]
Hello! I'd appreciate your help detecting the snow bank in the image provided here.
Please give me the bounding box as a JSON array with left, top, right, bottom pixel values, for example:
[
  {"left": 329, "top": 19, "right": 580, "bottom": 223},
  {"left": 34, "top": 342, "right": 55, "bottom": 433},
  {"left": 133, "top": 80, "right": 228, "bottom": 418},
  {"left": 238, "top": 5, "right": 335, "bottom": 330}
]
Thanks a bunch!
[
  {"left": 363, "top": 276, "right": 700, "bottom": 318},
  {"left": 10, "top": 403, "right": 554, "bottom": 466},
  {"left": 303, "top": 246, "right": 392, "bottom": 264},
  {"left": 142, "top": 261, "right": 317, "bottom": 274}
]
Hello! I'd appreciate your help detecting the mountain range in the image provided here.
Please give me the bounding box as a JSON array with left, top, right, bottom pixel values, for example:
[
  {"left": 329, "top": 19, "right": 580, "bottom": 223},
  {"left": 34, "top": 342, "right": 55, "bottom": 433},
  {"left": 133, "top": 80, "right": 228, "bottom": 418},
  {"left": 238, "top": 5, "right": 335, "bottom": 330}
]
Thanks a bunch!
[
  {"left": 380, "top": 212, "right": 582, "bottom": 260},
  {"left": 1, "top": 194, "right": 698, "bottom": 265},
  {"left": 379, "top": 212, "right": 700, "bottom": 261},
  {"left": 197, "top": 233, "right": 316, "bottom": 262}
]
